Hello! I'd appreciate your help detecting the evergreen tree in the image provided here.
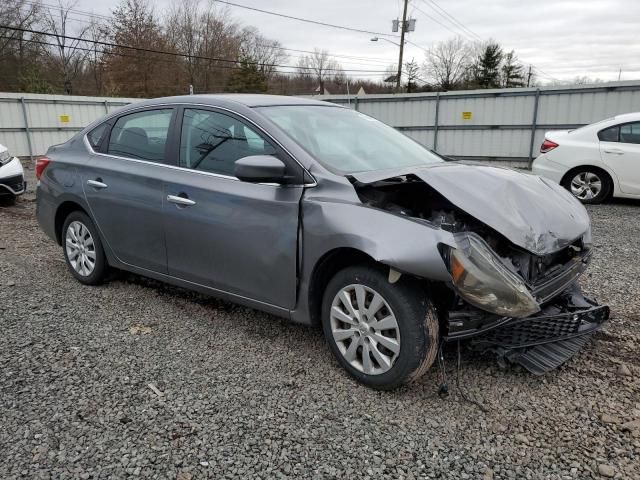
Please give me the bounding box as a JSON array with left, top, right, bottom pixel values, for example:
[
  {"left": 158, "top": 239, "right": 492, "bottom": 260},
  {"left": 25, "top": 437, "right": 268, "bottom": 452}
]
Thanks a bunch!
[
  {"left": 476, "top": 42, "right": 503, "bottom": 88},
  {"left": 224, "top": 58, "right": 268, "bottom": 93}
]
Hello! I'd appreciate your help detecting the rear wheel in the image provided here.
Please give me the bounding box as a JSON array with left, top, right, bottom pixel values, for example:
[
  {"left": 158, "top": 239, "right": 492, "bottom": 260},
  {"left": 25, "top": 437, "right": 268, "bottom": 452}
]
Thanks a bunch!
[
  {"left": 62, "top": 211, "right": 107, "bottom": 285},
  {"left": 321, "top": 265, "right": 439, "bottom": 390},
  {"left": 563, "top": 168, "right": 611, "bottom": 204}
]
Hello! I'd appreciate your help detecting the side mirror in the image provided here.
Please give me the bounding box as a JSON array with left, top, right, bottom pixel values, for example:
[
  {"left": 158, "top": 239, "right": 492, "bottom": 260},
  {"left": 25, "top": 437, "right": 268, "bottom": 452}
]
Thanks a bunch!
[{"left": 234, "top": 155, "right": 287, "bottom": 183}]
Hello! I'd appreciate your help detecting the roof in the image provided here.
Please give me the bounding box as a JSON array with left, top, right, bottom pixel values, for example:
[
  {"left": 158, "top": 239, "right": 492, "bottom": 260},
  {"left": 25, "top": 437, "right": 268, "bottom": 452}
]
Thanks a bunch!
[
  {"left": 613, "top": 112, "right": 640, "bottom": 122},
  {"left": 130, "top": 94, "right": 336, "bottom": 108}
]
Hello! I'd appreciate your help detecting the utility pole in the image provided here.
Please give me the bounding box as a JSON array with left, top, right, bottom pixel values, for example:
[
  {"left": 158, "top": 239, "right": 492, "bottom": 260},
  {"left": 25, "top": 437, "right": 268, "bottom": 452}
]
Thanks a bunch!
[
  {"left": 396, "top": 0, "right": 409, "bottom": 91},
  {"left": 526, "top": 65, "right": 533, "bottom": 87},
  {"left": 618, "top": 67, "right": 622, "bottom": 81}
]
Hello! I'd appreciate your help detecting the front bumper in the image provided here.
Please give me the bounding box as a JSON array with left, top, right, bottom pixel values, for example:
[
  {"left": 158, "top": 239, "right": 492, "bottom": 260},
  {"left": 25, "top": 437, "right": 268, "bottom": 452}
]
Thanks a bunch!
[
  {"left": 445, "top": 285, "right": 609, "bottom": 374},
  {"left": 0, "top": 157, "right": 26, "bottom": 196}
]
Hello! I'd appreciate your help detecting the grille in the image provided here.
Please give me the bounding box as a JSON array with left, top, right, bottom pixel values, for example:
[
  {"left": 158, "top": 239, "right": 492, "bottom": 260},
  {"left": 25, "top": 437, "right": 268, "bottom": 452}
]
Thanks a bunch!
[
  {"left": 0, "top": 174, "right": 24, "bottom": 192},
  {"left": 485, "top": 315, "right": 582, "bottom": 346},
  {"left": 532, "top": 254, "right": 589, "bottom": 304},
  {"left": 475, "top": 305, "right": 609, "bottom": 348}
]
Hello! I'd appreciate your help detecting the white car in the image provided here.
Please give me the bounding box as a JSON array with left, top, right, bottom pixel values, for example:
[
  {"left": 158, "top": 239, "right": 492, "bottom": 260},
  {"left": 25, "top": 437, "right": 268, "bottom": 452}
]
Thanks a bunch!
[
  {"left": 532, "top": 112, "right": 640, "bottom": 204},
  {"left": 0, "top": 144, "right": 26, "bottom": 204}
]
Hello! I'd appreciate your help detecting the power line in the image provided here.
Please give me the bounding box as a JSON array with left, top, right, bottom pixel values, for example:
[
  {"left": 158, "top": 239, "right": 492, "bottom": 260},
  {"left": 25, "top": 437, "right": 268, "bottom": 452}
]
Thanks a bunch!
[
  {"left": 0, "top": 34, "right": 394, "bottom": 83},
  {"left": 405, "top": 39, "right": 429, "bottom": 54},
  {"left": 411, "top": 2, "right": 475, "bottom": 42},
  {"left": 419, "top": 0, "right": 482, "bottom": 42},
  {"left": 25, "top": 0, "right": 397, "bottom": 67},
  {"left": 23, "top": 0, "right": 113, "bottom": 22},
  {"left": 1, "top": 25, "right": 393, "bottom": 74},
  {"left": 211, "top": 0, "right": 400, "bottom": 38}
]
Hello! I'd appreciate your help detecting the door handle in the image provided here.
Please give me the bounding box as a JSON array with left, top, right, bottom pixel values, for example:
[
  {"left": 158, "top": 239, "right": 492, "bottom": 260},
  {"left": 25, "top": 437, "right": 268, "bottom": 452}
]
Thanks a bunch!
[
  {"left": 604, "top": 148, "right": 624, "bottom": 155},
  {"left": 167, "top": 194, "right": 196, "bottom": 207},
  {"left": 87, "top": 179, "right": 108, "bottom": 189}
]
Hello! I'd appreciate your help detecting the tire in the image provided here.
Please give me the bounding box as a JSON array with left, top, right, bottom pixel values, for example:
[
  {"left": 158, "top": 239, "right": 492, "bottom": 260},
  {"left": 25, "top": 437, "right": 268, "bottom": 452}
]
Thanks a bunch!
[
  {"left": 321, "top": 265, "right": 439, "bottom": 390},
  {"left": 62, "top": 211, "right": 107, "bottom": 285},
  {"left": 562, "top": 168, "right": 611, "bottom": 204},
  {"left": 0, "top": 195, "right": 16, "bottom": 206}
]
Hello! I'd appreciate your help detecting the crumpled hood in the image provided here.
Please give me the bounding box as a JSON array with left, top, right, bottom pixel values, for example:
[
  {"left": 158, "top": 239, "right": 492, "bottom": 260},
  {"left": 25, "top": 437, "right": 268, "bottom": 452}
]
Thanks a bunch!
[{"left": 351, "top": 162, "right": 591, "bottom": 255}]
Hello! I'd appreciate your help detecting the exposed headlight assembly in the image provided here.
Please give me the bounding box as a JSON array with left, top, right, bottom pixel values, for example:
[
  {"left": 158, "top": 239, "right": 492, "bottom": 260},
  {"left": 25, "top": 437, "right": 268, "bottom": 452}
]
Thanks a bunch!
[
  {"left": 444, "top": 232, "right": 540, "bottom": 318},
  {"left": 0, "top": 149, "right": 11, "bottom": 165}
]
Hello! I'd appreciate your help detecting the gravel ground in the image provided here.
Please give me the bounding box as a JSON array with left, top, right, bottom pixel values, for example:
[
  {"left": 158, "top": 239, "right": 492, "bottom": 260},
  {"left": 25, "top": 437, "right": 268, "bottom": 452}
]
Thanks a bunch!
[{"left": 1, "top": 163, "right": 639, "bottom": 479}]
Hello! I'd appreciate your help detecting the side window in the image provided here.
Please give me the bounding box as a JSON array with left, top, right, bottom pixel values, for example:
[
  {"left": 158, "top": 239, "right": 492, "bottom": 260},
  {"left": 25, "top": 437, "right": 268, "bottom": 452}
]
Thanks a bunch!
[
  {"left": 598, "top": 126, "right": 619, "bottom": 142},
  {"left": 107, "top": 109, "right": 173, "bottom": 162},
  {"left": 620, "top": 122, "right": 640, "bottom": 145},
  {"left": 179, "top": 108, "right": 277, "bottom": 176},
  {"left": 87, "top": 123, "right": 108, "bottom": 150}
]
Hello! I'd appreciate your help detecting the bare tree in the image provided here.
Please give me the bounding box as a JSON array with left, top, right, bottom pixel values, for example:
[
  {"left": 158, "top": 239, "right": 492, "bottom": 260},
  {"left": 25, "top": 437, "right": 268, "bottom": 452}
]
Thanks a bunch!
[
  {"left": 41, "top": 0, "right": 92, "bottom": 94},
  {"left": 404, "top": 58, "right": 420, "bottom": 92},
  {"left": 239, "top": 27, "right": 287, "bottom": 80},
  {"left": 196, "top": 2, "right": 243, "bottom": 92},
  {"left": 0, "top": 0, "right": 41, "bottom": 56},
  {"left": 165, "top": 0, "right": 202, "bottom": 89},
  {"left": 86, "top": 20, "right": 109, "bottom": 95},
  {"left": 107, "top": 0, "right": 168, "bottom": 97},
  {"left": 500, "top": 50, "right": 524, "bottom": 88},
  {"left": 0, "top": 0, "right": 43, "bottom": 90},
  {"left": 423, "top": 36, "right": 470, "bottom": 90},
  {"left": 297, "top": 49, "right": 341, "bottom": 93},
  {"left": 382, "top": 63, "right": 398, "bottom": 84}
]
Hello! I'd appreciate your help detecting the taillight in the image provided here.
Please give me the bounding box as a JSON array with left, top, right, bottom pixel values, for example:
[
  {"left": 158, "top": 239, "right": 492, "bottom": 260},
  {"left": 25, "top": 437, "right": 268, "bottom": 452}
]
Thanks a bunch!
[
  {"left": 35, "top": 156, "right": 51, "bottom": 180},
  {"left": 540, "top": 139, "right": 559, "bottom": 153}
]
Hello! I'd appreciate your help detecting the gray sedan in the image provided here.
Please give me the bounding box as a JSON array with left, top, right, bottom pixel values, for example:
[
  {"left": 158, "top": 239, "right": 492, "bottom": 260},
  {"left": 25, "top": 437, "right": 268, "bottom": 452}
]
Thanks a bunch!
[{"left": 36, "top": 95, "right": 608, "bottom": 390}]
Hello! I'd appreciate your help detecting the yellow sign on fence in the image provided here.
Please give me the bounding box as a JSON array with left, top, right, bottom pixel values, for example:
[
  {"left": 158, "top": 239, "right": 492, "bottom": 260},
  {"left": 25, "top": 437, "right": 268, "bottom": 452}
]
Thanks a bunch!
[
  {"left": 461, "top": 111, "right": 473, "bottom": 120},
  {"left": 59, "top": 114, "right": 70, "bottom": 123}
]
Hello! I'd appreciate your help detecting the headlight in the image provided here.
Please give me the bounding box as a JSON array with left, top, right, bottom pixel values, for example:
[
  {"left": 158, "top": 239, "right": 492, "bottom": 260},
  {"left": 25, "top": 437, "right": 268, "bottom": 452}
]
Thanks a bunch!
[
  {"left": 444, "top": 232, "right": 540, "bottom": 318},
  {"left": 0, "top": 150, "right": 10, "bottom": 165}
]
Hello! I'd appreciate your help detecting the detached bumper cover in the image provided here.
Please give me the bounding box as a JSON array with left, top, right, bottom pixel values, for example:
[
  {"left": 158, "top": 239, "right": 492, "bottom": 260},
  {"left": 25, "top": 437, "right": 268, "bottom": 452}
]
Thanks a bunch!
[{"left": 447, "top": 285, "right": 609, "bottom": 374}]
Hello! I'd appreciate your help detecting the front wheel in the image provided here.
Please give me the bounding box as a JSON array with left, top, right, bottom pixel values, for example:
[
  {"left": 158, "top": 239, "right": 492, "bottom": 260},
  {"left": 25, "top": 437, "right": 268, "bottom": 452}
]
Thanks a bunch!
[{"left": 321, "top": 265, "right": 439, "bottom": 390}]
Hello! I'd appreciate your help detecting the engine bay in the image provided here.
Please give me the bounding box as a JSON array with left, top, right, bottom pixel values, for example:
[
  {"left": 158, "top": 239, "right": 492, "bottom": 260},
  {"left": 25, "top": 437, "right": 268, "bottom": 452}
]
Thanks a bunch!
[{"left": 351, "top": 174, "right": 590, "bottom": 287}]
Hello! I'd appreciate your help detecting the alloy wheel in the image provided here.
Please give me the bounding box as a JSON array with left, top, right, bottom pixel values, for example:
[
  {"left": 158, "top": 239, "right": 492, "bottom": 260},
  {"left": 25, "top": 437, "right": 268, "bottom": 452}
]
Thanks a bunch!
[
  {"left": 570, "top": 172, "right": 602, "bottom": 200},
  {"left": 65, "top": 221, "right": 96, "bottom": 276},
  {"left": 330, "top": 284, "right": 400, "bottom": 375}
]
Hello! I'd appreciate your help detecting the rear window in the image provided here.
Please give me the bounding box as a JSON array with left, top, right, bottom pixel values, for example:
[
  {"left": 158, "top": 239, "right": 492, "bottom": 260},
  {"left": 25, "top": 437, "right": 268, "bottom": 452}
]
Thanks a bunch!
[
  {"left": 598, "top": 126, "right": 619, "bottom": 142},
  {"left": 107, "top": 109, "right": 173, "bottom": 162},
  {"left": 87, "top": 123, "right": 108, "bottom": 150}
]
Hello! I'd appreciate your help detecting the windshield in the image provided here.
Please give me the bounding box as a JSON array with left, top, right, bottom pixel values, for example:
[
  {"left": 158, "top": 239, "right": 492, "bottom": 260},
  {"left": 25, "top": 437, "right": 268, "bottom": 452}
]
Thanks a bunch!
[{"left": 256, "top": 105, "right": 443, "bottom": 173}]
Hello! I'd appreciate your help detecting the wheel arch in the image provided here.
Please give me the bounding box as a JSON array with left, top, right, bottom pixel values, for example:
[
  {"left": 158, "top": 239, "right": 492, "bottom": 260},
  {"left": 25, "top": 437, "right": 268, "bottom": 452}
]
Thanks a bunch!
[
  {"left": 307, "top": 247, "right": 380, "bottom": 326},
  {"left": 54, "top": 201, "right": 89, "bottom": 245}
]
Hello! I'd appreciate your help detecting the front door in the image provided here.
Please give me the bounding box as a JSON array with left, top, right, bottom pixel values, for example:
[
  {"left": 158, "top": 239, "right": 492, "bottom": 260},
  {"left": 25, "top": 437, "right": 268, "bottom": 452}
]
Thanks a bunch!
[
  {"left": 163, "top": 107, "right": 303, "bottom": 309},
  {"left": 83, "top": 108, "right": 175, "bottom": 273}
]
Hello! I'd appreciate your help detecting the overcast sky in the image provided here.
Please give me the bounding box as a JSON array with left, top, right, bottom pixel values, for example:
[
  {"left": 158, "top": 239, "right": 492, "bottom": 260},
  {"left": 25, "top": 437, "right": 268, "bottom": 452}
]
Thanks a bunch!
[{"left": 72, "top": 0, "right": 640, "bottom": 84}]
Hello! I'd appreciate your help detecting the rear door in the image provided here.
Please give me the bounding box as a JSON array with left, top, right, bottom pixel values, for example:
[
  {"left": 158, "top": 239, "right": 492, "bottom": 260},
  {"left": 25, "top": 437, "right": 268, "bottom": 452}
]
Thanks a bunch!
[
  {"left": 163, "top": 107, "right": 304, "bottom": 309},
  {"left": 599, "top": 121, "right": 640, "bottom": 195},
  {"left": 83, "top": 108, "right": 176, "bottom": 273}
]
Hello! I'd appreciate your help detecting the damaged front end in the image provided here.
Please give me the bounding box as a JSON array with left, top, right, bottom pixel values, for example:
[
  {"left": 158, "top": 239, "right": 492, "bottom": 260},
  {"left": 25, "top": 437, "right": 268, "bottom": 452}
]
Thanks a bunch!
[{"left": 350, "top": 167, "right": 609, "bottom": 374}]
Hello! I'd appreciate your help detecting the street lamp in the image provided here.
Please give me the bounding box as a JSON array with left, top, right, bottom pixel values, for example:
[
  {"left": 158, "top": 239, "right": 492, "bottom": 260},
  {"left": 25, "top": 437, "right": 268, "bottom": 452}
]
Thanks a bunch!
[
  {"left": 370, "top": 37, "right": 408, "bottom": 89},
  {"left": 370, "top": 36, "right": 402, "bottom": 47}
]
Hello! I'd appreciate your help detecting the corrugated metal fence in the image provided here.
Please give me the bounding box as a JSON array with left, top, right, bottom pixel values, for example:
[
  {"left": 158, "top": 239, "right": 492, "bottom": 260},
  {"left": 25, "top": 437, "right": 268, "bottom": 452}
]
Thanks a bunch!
[
  {"left": 0, "top": 92, "right": 137, "bottom": 158},
  {"left": 2, "top": 81, "right": 640, "bottom": 161},
  {"left": 318, "top": 80, "right": 640, "bottom": 166}
]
